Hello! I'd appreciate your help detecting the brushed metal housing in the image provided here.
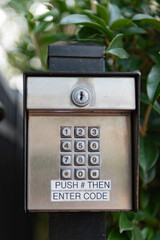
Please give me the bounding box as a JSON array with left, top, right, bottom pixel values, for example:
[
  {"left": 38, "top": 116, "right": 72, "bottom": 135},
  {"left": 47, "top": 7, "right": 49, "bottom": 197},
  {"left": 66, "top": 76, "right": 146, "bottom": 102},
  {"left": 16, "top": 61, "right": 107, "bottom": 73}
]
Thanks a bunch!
[{"left": 24, "top": 72, "right": 140, "bottom": 212}]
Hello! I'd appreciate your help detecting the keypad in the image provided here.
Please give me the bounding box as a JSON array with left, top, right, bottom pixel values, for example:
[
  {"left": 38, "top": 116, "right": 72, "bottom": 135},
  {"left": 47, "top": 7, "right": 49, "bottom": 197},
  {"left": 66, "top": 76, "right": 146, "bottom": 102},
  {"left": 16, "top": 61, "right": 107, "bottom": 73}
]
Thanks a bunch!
[
  {"left": 88, "top": 140, "right": 100, "bottom": 152},
  {"left": 61, "top": 155, "right": 72, "bottom": 166},
  {"left": 88, "top": 155, "right": 100, "bottom": 166},
  {"left": 88, "top": 127, "right": 100, "bottom": 138},
  {"left": 75, "top": 169, "right": 86, "bottom": 180},
  {"left": 60, "top": 126, "right": 100, "bottom": 180},
  {"left": 74, "top": 127, "right": 86, "bottom": 138},
  {"left": 61, "top": 140, "right": 72, "bottom": 152},
  {"left": 61, "top": 169, "right": 72, "bottom": 179},
  {"left": 61, "top": 127, "right": 72, "bottom": 138},
  {"left": 75, "top": 140, "right": 86, "bottom": 152},
  {"left": 88, "top": 169, "right": 100, "bottom": 180},
  {"left": 74, "top": 155, "right": 86, "bottom": 166}
]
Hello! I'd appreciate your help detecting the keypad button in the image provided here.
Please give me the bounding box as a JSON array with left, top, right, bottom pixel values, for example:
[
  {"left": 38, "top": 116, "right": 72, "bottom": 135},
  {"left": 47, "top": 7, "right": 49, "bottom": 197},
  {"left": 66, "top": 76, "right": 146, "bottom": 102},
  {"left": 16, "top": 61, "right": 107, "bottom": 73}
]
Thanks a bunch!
[
  {"left": 88, "top": 127, "right": 100, "bottom": 138},
  {"left": 88, "top": 140, "right": 100, "bottom": 152},
  {"left": 61, "top": 127, "right": 72, "bottom": 138},
  {"left": 61, "top": 169, "right": 72, "bottom": 179},
  {"left": 74, "top": 155, "right": 86, "bottom": 166},
  {"left": 75, "top": 140, "right": 86, "bottom": 152},
  {"left": 74, "top": 127, "right": 86, "bottom": 138},
  {"left": 88, "top": 155, "right": 100, "bottom": 166},
  {"left": 88, "top": 169, "right": 100, "bottom": 180},
  {"left": 61, "top": 140, "right": 72, "bottom": 152},
  {"left": 61, "top": 155, "right": 72, "bottom": 166},
  {"left": 75, "top": 169, "right": 86, "bottom": 180}
]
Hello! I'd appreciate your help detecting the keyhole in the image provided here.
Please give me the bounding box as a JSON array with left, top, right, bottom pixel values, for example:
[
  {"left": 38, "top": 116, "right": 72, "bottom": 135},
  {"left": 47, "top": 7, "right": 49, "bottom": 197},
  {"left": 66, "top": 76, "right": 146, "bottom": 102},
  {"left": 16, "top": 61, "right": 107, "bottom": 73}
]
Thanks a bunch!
[
  {"left": 80, "top": 91, "right": 84, "bottom": 101},
  {"left": 71, "top": 87, "right": 91, "bottom": 107}
]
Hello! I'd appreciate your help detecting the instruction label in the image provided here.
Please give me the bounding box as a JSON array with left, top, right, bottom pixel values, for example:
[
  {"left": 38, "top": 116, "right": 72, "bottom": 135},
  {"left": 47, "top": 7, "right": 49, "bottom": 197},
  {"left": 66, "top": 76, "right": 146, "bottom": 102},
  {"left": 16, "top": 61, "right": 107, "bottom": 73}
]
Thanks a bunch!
[{"left": 51, "top": 180, "right": 111, "bottom": 202}]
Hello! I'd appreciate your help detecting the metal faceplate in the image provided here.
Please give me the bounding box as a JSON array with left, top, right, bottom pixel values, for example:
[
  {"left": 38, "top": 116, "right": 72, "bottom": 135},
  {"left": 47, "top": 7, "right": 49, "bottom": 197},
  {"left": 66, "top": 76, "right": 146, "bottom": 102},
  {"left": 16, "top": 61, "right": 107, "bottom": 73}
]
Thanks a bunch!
[
  {"left": 27, "top": 114, "right": 132, "bottom": 211},
  {"left": 25, "top": 74, "right": 139, "bottom": 212},
  {"left": 27, "top": 76, "right": 136, "bottom": 110}
]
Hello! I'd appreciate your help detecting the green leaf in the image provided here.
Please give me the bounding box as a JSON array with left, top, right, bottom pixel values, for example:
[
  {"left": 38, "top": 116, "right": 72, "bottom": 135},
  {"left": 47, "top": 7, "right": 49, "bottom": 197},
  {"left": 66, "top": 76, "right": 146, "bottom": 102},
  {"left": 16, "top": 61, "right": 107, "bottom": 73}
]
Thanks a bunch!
[
  {"left": 108, "top": 3, "right": 121, "bottom": 25},
  {"left": 153, "top": 101, "right": 160, "bottom": 115},
  {"left": 117, "top": 56, "right": 142, "bottom": 71},
  {"left": 74, "top": 38, "right": 105, "bottom": 45},
  {"left": 140, "top": 93, "right": 151, "bottom": 105},
  {"left": 34, "top": 21, "right": 53, "bottom": 35},
  {"left": 39, "top": 33, "right": 69, "bottom": 45},
  {"left": 60, "top": 14, "right": 113, "bottom": 40},
  {"left": 97, "top": 4, "right": 109, "bottom": 25},
  {"left": 140, "top": 93, "right": 160, "bottom": 114},
  {"left": 132, "top": 14, "right": 153, "bottom": 20},
  {"left": 132, "top": 14, "right": 160, "bottom": 32},
  {"left": 78, "top": 11, "right": 113, "bottom": 40},
  {"left": 108, "top": 33, "right": 123, "bottom": 49},
  {"left": 140, "top": 165, "right": 156, "bottom": 184},
  {"left": 149, "top": 46, "right": 160, "bottom": 64},
  {"left": 142, "top": 227, "right": 157, "bottom": 240},
  {"left": 78, "top": 27, "right": 101, "bottom": 39},
  {"left": 139, "top": 136, "right": 159, "bottom": 172},
  {"left": 106, "top": 34, "right": 129, "bottom": 59},
  {"left": 123, "top": 27, "right": 147, "bottom": 35},
  {"left": 131, "top": 226, "right": 143, "bottom": 240},
  {"left": 106, "top": 48, "right": 129, "bottom": 59},
  {"left": 28, "top": 19, "right": 36, "bottom": 31},
  {"left": 133, "top": 210, "right": 150, "bottom": 221},
  {"left": 108, "top": 229, "right": 126, "bottom": 240},
  {"left": 33, "top": 12, "right": 57, "bottom": 21},
  {"left": 60, "top": 14, "right": 92, "bottom": 25},
  {"left": 119, "top": 213, "right": 134, "bottom": 233},
  {"left": 10, "top": 0, "right": 28, "bottom": 14},
  {"left": 110, "top": 18, "right": 136, "bottom": 31},
  {"left": 81, "top": 23, "right": 113, "bottom": 41},
  {"left": 147, "top": 64, "right": 160, "bottom": 104},
  {"left": 80, "top": 10, "right": 107, "bottom": 28}
]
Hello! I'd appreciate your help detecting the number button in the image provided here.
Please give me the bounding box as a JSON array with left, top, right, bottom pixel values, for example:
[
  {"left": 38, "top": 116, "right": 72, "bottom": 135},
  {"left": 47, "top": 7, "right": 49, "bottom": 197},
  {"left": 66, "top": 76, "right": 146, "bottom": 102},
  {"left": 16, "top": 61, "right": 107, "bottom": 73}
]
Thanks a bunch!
[
  {"left": 88, "top": 169, "right": 100, "bottom": 180},
  {"left": 61, "top": 155, "right": 72, "bottom": 166},
  {"left": 61, "top": 169, "right": 72, "bottom": 179},
  {"left": 75, "top": 141, "right": 86, "bottom": 152},
  {"left": 74, "top": 127, "right": 86, "bottom": 138},
  {"left": 88, "top": 127, "right": 100, "bottom": 138},
  {"left": 61, "top": 127, "right": 72, "bottom": 138},
  {"left": 61, "top": 140, "right": 72, "bottom": 152},
  {"left": 74, "top": 155, "right": 86, "bottom": 166},
  {"left": 88, "top": 140, "right": 100, "bottom": 152},
  {"left": 88, "top": 155, "right": 100, "bottom": 166},
  {"left": 75, "top": 169, "right": 86, "bottom": 180}
]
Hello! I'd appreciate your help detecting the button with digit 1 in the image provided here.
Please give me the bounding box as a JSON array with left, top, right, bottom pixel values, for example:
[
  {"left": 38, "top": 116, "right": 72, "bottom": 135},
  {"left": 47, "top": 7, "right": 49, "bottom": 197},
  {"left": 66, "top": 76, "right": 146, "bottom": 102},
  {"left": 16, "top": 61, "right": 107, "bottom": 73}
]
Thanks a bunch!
[{"left": 61, "top": 126, "right": 72, "bottom": 138}]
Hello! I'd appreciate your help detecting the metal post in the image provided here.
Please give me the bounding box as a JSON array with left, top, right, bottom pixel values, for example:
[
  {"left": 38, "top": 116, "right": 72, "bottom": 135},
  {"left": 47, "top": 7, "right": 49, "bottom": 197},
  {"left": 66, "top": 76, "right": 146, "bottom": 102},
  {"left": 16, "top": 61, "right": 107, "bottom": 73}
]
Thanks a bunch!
[{"left": 48, "top": 41, "right": 106, "bottom": 240}]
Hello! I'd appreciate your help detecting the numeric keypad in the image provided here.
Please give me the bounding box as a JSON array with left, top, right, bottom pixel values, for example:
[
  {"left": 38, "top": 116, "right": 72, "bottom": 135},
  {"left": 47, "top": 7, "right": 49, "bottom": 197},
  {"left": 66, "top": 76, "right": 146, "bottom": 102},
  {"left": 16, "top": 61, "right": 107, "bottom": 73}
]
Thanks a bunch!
[{"left": 60, "top": 126, "right": 101, "bottom": 180}]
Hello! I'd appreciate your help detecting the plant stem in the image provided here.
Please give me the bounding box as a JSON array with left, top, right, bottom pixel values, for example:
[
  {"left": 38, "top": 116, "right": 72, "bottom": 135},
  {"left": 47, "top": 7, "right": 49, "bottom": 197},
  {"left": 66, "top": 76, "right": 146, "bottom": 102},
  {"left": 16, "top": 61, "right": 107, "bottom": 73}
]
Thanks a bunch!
[
  {"left": 90, "top": 0, "right": 96, "bottom": 13},
  {"left": 31, "top": 32, "right": 47, "bottom": 70},
  {"left": 140, "top": 105, "right": 152, "bottom": 136}
]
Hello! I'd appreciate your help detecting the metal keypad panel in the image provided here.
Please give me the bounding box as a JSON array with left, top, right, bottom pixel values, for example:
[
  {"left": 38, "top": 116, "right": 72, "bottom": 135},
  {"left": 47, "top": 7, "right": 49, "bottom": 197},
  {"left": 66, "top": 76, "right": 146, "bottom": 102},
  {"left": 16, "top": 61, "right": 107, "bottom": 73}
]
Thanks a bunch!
[
  {"left": 27, "top": 115, "right": 132, "bottom": 211},
  {"left": 60, "top": 126, "right": 100, "bottom": 180}
]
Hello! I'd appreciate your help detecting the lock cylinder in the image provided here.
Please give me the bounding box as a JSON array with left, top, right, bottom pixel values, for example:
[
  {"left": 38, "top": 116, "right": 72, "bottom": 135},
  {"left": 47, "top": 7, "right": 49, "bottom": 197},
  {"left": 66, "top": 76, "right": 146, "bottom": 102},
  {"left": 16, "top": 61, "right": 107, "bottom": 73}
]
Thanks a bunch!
[{"left": 71, "top": 86, "right": 91, "bottom": 107}]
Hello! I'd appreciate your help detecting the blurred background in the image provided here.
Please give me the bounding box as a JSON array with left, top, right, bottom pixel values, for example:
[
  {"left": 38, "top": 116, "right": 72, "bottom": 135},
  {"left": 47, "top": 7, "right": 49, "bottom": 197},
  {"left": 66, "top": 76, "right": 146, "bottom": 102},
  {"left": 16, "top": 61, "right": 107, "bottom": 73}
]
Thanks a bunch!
[{"left": 0, "top": 0, "right": 160, "bottom": 240}]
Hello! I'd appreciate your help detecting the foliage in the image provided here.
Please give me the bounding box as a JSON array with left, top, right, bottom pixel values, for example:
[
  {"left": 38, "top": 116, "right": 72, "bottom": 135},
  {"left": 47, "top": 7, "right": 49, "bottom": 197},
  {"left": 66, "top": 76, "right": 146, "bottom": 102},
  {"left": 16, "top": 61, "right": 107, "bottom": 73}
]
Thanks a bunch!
[{"left": 2, "top": 0, "right": 160, "bottom": 239}]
